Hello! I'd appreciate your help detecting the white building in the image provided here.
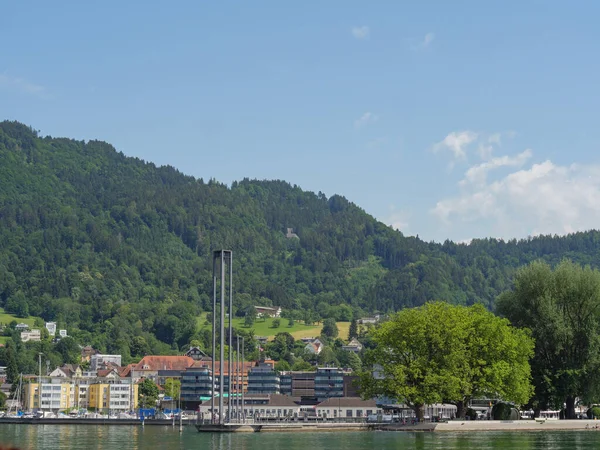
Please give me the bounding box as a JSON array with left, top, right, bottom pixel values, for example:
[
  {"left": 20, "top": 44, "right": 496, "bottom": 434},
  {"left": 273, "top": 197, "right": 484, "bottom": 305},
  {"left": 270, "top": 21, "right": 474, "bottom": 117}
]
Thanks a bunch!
[
  {"left": 21, "top": 329, "right": 41, "bottom": 342},
  {"left": 59, "top": 329, "right": 68, "bottom": 338},
  {"left": 90, "top": 354, "right": 122, "bottom": 371},
  {"left": 315, "top": 397, "right": 379, "bottom": 419},
  {"left": 254, "top": 306, "right": 282, "bottom": 318},
  {"left": 45, "top": 322, "right": 57, "bottom": 335}
]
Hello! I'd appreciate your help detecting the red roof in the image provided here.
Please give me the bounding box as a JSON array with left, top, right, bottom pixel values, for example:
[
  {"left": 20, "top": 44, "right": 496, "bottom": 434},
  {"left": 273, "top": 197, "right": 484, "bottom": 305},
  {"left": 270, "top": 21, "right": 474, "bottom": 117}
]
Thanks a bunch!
[
  {"left": 119, "top": 363, "right": 135, "bottom": 377},
  {"left": 133, "top": 355, "right": 195, "bottom": 371}
]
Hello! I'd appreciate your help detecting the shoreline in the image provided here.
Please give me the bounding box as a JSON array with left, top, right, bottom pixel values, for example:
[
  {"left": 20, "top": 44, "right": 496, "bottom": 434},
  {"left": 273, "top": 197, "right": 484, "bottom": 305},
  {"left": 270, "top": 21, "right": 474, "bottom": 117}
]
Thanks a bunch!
[{"left": 379, "top": 419, "right": 600, "bottom": 432}]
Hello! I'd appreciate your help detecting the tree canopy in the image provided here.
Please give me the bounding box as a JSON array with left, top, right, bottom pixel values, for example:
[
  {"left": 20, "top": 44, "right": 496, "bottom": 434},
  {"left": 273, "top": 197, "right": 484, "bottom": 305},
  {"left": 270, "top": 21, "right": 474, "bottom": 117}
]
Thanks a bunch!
[
  {"left": 360, "top": 302, "right": 534, "bottom": 419},
  {"left": 497, "top": 260, "right": 600, "bottom": 418}
]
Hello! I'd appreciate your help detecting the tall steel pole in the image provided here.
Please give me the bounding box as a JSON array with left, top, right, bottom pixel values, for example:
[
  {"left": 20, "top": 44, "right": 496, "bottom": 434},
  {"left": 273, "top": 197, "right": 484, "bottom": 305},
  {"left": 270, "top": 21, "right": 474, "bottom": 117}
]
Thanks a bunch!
[
  {"left": 241, "top": 338, "right": 245, "bottom": 423},
  {"left": 219, "top": 251, "right": 225, "bottom": 424},
  {"left": 236, "top": 337, "right": 240, "bottom": 423},
  {"left": 228, "top": 251, "right": 233, "bottom": 424},
  {"left": 38, "top": 352, "right": 43, "bottom": 411},
  {"left": 211, "top": 255, "right": 217, "bottom": 424}
]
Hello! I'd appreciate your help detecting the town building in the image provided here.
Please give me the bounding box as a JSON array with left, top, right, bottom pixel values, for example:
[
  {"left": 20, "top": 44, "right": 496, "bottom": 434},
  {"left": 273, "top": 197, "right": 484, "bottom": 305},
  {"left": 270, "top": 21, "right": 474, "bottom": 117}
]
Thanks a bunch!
[
  {"left": 88, "top": 382, "right": 138, "bottom": 413},
  {"left": 80, "top": 346, "right": 98, "bottom": 362},
  {"left": 131, "top": 355, "right": 194, "bottom": 381},
  {"left": 198, "top": 393, "right": 300, "bottom": 419},
  {"left": 247, "top": 362, "right": 280, "bottom": 395},
  {"left": 24, "top": 381, "right": 75, "bottom": 411},
  {"left": 254, "top": 306, "right": 282, "bottom": 318},
  {"left": 315, "top": 397, "right": 378, "bottom": 419},
  {"left": 45, "top": 322, "right": 57, "bottom": 335},
  {"left": 285, "top": 228, "right": 299, "bottom": 239},
  {"left": 304, "top": 338, "right": 323, "bottom": 355},
  {"left": 185, "top": 346, "right": 209, "bottom": 361},
  {"left": 59, "top": 329, "right": 67, "bottom": 338},
  {"left": 341, "top": 338, "right": 363, "bottom": 353},
  {"left": 314, "top": 367, "right": 344, "bottom": 401},
  {"left": 343, "top": 375, "right": 360, "bottom": 397},
  {"left": 181, "top": 366, "right": 213, "bottom": 410},
  {"left": 15, "top": 323, "right": 29, "bottom": 331},
  {"left": 48, "top": 364, "right": 83, "bottom": 379},
  {"left": 280, "top": 371, "right": 316, "bottom": 398},
  {"left": 90, "top": 354, "right": 122, "bottom": 371},
  {"left": 20, "top": 329, "right": 41, "bottom": 342}
]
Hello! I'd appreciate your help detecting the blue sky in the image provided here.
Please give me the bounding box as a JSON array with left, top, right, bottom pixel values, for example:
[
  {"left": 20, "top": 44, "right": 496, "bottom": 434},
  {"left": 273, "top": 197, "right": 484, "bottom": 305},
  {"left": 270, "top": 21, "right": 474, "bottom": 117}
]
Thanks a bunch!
[{"left": 3, "top": 1, "right": 600, "bottom": 242}]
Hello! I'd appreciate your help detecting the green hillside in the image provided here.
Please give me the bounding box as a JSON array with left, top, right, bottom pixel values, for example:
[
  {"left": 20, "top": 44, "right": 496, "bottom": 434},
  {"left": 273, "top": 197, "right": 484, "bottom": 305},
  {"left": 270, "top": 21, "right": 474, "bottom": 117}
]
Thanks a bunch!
[{"left": 1, "top": 120, "right": 600, "bottom": 360}]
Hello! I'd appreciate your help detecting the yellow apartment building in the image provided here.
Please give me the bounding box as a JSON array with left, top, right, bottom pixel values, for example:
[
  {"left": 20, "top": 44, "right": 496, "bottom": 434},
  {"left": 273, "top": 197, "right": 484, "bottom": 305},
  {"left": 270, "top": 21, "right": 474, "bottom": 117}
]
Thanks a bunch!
[
  {"left": 89, "top": 383, "right": 138, "bottom": 413},
  {"left": 24, "top": 382, "right": 75, "bottom": 411}
]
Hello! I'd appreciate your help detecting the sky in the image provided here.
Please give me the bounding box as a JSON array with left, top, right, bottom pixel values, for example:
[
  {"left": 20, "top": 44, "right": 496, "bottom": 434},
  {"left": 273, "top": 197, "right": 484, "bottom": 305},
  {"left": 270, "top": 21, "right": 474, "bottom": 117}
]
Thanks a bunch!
[{"left": 2, "top": 1, "right": 600, "bottom": 243}]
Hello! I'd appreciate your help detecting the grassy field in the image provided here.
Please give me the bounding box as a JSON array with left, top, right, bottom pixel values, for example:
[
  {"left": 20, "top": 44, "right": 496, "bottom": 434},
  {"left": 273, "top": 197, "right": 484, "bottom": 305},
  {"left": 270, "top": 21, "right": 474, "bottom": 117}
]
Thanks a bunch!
[
  {"left": 0, "top": 308, "right": 38, "bottom": 328},
  {"left": 196, "top": 313, "right": 351, "bottom": 341},
  {"left": 0, "top": 336, "right": 9, "bottom": 344}
]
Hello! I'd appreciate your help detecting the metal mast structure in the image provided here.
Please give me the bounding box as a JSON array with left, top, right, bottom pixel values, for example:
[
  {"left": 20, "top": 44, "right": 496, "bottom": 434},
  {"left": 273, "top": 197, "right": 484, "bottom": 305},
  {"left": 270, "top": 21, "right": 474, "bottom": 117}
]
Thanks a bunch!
[{"left": 212, "top": 250, "right": 233, "bottom": 426}]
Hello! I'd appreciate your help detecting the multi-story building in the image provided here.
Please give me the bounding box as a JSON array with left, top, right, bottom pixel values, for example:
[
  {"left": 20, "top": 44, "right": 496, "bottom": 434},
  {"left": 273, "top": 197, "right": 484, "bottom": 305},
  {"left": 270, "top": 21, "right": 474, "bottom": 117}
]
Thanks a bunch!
[
  {"left": 45, "top": 322, "right": 57, "bottom": 336},
  {"left": 181, "top": 366, "right": 213, "bottom": 410},
  {"left": 88, "top": 382, "right": 138, "bottom": 413},
  {"left": 90, "top": 354, "right": 122, "bottom": 371},
  {"left": 24, "top": 381, "right": 75, "bottom": 411},
  {"left": 280, "top": 371, "right": 316, "bottom": 398},
  {"left": 247, "top": 362, "right": 280, "bottom": 395},
  {"left": 314, "top": 367, "right": 344, "bottom": 401},
  {"left": 20, "top": 329, "right": 41, "bottom": 342}
]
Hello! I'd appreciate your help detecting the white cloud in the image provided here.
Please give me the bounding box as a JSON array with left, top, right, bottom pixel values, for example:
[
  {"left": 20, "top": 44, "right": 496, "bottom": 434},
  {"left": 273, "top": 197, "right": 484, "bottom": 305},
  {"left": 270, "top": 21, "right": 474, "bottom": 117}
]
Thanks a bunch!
[
  {"left": 354, "top": 112, "right": 378, "bottom": 129},
  {"left": 432, "top": 131, "right": 478, "bottom": 160},
  {"left": 352, "top": 26, "right": 370, "bottom": 40},
  {"left": 0, "top": 73, "right": 46, "bottom": 97},
  {"left": 386, "top": 207, "right": 411, "bottom": 233},
  {"left": 431, "top": 150, "right": 600, "bottom": 239},
  {"left": 410, "top": 32, "right": 435, "bottom": 51},
  {"left": 460, "top": 149, "right": 532, "bottom": 187}
]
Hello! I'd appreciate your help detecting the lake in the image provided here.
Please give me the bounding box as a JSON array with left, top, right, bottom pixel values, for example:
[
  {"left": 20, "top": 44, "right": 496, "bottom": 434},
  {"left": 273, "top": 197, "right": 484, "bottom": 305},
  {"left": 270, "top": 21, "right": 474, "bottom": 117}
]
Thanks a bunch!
[{"left": 1, "top": 425, "right": 599, "bottom": 449}]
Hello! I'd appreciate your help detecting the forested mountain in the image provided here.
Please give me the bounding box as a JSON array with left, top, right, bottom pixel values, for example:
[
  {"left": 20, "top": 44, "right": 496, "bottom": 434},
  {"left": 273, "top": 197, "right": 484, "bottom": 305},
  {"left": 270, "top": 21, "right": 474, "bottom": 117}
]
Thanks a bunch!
[{"left": 1, "top": 120, "right": 600, "bottom": 357}]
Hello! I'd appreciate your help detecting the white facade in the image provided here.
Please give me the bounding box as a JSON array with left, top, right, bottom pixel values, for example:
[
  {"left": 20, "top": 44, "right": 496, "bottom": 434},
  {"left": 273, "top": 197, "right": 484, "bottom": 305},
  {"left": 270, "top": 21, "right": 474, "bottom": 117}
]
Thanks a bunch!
[
  {"left": 90, "top": 354, "right": 122, "bottom": 370},
  {"left": 59, "top": 329, "right": 68, "bottom": 337},
  {"left": 45, "top": 322, "right": 57, "bottom": 335},
  {"left": 108, "top": 384, "right": 134, "bottom": 411},
  {"left": 21, "top": 329, "right": 41, "bottom": 342}
]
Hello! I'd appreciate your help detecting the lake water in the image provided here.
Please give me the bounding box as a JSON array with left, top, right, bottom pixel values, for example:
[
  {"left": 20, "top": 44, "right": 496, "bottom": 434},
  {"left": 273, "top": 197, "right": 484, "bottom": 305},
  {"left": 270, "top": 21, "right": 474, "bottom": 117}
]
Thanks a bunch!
[{"left": 1, "top": 425, "right": 600, "bottom": 449}]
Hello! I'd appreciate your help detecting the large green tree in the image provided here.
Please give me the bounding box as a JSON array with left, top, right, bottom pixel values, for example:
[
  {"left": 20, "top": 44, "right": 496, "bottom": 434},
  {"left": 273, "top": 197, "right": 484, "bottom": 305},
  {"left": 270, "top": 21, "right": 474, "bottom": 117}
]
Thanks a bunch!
[
  {"left": 139, "top": 379, "right": 159, "bottom": 409},
  {"left": 164, "top": 378, "right": 181, "bottom": 401},
  {"left": 497, "top": 260, "right": 600, "bottom": 418},
  {"left": 360, "top": 302, "right": 533, "bottom": 419}
]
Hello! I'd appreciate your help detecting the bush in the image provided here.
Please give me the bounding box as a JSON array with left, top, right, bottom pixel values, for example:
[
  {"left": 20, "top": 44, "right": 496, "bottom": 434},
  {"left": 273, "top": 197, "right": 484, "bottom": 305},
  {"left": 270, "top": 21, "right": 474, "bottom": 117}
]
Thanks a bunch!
[
  {"left": 587, "top": 406, "right": 600, "bottom": 419},
  {"left": 465, "top": 408, "right": 477, "bottom": 420},
  {"left": 492, "top": 402, "right": 513, "bottom": 420}
]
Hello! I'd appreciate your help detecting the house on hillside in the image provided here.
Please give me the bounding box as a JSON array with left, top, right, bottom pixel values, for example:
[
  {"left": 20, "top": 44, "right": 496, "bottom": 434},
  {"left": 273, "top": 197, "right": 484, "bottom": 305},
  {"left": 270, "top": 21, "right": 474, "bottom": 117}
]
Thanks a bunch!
[
  {"left": 341, "top": 338, "right": 363, "bottom": 354},
  {"left": 285, "top": 228, "right": 299, "bottom": 239},
  {"left": 21, "top": 329, "right": 41, "bottom": 342},
  {"left": 15, "top": 323, "right": 29, "bottom": 331},
  {"left": 45, "top": 322, "right": 57, "bottom": 335},
  {"left": 81, "top": 346, "right": 98, "bottom": 362},
  {"left": 255, "top": 306, "right": 282, "bottom": 318},
  {"left": 90, "top": 354, "right": 122, "bottom": 371},
  {"left": 49, "top": 364, "right": 82, "bottom": 378},
  {"left": 304, "top": 339, "right": 323, "bottom": 355},
  {"left": 185, "top": 346, "right": 209, "bottom": 361}
]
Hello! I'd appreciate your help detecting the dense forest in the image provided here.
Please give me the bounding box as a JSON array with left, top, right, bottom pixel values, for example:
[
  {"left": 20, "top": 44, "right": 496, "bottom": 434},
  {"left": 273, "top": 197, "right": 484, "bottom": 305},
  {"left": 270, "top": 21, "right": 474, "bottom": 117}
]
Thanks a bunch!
[{"left": 1, "top": 120, "right": 600, "bottom": 360}]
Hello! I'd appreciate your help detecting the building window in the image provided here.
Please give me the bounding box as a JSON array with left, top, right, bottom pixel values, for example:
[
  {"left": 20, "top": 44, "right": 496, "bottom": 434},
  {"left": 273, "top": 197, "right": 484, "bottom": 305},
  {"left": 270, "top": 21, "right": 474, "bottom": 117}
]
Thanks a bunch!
[
  {"left": 357, "top": 410, "right": 363, "bottom": 417},
  {"left": 346, "top": 410, "right": 352, "bottom": 417}
]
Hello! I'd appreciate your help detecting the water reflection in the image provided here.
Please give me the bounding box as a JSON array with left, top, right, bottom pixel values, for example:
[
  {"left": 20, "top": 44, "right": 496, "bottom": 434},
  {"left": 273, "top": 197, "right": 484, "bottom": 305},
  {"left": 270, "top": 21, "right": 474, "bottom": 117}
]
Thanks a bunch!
[{"left": 3, "top": 426, "right": 600, "bottom": 450}]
